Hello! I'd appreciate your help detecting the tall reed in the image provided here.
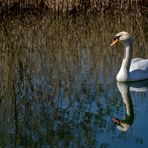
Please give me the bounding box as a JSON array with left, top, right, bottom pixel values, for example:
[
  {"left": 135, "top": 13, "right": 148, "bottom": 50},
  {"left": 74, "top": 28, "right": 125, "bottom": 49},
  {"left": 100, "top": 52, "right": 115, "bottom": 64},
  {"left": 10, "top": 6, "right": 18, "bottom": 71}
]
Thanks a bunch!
[{"left": 0, "top": 0, "right": 147, "bottom": 14}]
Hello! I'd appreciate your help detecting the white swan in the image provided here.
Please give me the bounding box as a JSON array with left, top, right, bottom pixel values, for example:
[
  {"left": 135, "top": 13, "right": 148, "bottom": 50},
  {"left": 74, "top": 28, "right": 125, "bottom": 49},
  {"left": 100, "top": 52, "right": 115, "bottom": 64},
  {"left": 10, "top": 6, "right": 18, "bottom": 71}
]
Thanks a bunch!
[{"left": 111, "top": 31, "right": 148, "bottom": 82}]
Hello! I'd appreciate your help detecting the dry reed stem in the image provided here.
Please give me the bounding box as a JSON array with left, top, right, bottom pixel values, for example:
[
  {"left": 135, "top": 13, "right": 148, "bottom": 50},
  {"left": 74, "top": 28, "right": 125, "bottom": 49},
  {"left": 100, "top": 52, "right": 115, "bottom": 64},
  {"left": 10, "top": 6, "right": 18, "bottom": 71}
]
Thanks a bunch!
[{"left": 0, "top": 0, "right": 147, "bottom": 14}]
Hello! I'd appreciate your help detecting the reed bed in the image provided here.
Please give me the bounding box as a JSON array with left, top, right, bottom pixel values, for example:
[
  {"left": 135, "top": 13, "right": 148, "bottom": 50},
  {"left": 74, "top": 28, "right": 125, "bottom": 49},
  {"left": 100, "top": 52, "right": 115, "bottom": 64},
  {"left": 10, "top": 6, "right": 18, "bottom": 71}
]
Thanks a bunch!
[
  {"left": 0, "top": 0, "right": 147, "bottom": 14},
  {"left": 0, "top": 9, "right": 148, "bottom": 147},
  {"left": 0, "top": 13, "right": 147, "bottom": 102}
]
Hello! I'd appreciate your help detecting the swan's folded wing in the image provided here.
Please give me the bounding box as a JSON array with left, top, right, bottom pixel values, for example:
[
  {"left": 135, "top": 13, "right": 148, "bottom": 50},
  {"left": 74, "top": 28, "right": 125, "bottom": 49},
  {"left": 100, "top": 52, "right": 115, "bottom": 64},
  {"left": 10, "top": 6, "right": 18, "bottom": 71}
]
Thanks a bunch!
[{"left": 130, "top": 59, "right": 148, "bottom": 71}]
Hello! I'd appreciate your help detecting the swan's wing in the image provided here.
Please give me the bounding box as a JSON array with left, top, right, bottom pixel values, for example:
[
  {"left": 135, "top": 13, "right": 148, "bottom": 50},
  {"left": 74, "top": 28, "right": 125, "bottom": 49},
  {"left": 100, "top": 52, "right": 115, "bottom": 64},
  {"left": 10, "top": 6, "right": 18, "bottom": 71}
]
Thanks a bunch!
[
  {"left": 131, "top": 58, "right": 143, "bottom": 64},
  {"left": 130, "top": 58, "right": 148, "bottom": 71}
]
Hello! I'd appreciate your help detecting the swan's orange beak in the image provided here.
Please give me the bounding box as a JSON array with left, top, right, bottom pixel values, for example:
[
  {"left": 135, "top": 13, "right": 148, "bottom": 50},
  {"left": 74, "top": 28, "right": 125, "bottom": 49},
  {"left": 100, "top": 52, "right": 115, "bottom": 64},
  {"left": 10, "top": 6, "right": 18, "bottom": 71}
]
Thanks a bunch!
[{"left": 110, "top": 38, "right": 119, "bottom": 46}]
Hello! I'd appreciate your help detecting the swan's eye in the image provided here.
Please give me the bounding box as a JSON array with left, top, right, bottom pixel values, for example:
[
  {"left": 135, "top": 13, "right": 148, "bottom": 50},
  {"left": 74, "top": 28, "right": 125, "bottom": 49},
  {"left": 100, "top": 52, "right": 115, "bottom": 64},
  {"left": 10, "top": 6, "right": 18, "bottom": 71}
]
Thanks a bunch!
[{"left": 114, "top": 37, "right": 117, "bottom": 41}]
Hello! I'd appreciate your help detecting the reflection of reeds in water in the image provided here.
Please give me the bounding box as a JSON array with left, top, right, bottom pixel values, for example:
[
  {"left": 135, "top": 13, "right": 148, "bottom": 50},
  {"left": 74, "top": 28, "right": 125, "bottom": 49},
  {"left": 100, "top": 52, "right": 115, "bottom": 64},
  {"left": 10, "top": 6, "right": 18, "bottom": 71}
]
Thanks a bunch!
[
  {"left": 0, "top": 13, "right": 147, "bottom": 146},
  {"left": 0, "top": 13, "right": 147, "bottom": 98},
  {"left": 0, "top": 13, "right": 147, "bottom": 105}
]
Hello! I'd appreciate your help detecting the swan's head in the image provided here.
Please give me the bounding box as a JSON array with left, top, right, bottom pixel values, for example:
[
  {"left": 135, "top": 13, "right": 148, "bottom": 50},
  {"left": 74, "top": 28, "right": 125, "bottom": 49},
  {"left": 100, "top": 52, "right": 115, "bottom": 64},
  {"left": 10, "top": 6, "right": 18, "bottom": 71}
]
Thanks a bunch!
[{"left": 111, "top": 31, "right": 132, "bottom": 46}]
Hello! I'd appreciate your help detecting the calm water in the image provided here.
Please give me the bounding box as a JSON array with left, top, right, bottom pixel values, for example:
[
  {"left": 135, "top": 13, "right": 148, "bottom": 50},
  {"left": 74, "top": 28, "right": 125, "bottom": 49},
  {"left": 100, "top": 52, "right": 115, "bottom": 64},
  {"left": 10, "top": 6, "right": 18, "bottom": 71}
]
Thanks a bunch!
[{"left": 0, "top": 12, "right": 148, "bottom": 147}]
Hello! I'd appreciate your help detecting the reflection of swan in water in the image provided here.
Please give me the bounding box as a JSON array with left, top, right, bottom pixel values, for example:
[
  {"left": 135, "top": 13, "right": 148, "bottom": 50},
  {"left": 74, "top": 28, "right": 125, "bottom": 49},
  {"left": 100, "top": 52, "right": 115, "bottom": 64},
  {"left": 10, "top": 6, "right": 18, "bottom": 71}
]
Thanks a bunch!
[
  {"left": 111, "top": 31, "right": 148, "bottom": 82},
  {"left": 112, "top": 80, "right": 148, "bottom": 131}
]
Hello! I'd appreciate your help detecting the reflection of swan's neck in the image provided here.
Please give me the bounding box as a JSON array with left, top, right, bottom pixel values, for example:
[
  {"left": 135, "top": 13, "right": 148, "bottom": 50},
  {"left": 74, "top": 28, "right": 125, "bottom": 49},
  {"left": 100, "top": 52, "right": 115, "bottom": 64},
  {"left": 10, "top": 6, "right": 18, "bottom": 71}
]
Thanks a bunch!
[
  {"left": 115, "top": 82, "right": 134, "bottom": 131},
  {"left": 119, "top": 84, "right": 133, "bottom": 118}
]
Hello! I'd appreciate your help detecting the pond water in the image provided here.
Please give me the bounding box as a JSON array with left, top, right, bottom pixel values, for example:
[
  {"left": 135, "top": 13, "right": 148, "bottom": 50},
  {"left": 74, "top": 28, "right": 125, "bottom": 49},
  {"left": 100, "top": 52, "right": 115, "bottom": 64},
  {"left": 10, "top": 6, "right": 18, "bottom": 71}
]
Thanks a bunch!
[{"left": 0, "top": 12, "right": 148, "bottom": 147}]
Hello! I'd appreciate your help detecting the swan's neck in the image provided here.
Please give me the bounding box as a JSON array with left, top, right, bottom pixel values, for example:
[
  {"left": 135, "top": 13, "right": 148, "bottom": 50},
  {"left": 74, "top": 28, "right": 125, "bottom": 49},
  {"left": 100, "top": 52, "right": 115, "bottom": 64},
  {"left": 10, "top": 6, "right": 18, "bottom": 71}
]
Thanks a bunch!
[
  {"left": 117, "top": 39, "right": 133, "bottom": 82},
  {"left": 121, "top": 41, "right": 133, "bottom": 71}
]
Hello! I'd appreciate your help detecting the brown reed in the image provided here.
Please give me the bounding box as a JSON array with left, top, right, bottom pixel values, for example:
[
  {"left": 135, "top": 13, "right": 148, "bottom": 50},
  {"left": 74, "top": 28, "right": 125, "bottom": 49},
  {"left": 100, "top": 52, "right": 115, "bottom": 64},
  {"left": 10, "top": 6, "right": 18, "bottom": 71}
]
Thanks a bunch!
[{"left": 0, "top": 0, "right": 147, "bottom": 14}]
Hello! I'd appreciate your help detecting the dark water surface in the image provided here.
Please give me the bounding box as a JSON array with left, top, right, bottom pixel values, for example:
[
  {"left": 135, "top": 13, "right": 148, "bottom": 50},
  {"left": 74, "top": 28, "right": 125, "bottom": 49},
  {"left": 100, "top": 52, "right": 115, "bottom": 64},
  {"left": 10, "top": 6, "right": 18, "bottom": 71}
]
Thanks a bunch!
[{"left": 0, "top": 12, "right": 148, "bottom": 147}]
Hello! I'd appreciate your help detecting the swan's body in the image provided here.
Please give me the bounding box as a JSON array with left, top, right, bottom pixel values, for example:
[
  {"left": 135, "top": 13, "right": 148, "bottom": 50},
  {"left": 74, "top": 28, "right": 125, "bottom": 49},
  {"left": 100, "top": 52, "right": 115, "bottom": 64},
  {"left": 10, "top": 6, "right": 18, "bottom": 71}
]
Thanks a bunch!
[{"left": 111, "top": 31, "right": 148, "bottom": 82}]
